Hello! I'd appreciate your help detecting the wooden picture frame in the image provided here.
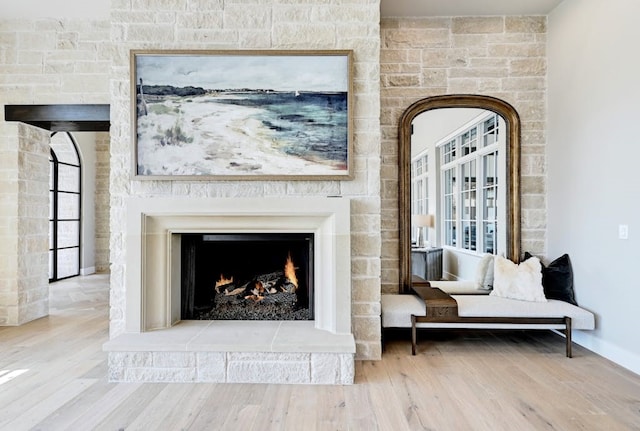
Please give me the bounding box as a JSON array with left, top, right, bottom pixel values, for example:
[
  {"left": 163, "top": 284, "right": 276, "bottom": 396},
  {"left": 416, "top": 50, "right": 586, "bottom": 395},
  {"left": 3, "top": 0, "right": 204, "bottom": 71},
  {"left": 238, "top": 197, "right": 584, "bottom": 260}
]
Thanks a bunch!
[{"left": 131, "top": 49, "right": 353, "bottom": 180}]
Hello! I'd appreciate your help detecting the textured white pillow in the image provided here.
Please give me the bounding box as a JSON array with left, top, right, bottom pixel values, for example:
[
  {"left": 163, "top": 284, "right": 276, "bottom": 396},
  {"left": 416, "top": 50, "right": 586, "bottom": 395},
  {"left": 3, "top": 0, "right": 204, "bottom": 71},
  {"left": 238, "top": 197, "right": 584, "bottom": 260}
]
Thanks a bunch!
[
  {"left": 474, "top": 253, "right": 495, "bottom": 290},
  {"left": 490, "top": 256, "right": 546, "bottom": 302}
]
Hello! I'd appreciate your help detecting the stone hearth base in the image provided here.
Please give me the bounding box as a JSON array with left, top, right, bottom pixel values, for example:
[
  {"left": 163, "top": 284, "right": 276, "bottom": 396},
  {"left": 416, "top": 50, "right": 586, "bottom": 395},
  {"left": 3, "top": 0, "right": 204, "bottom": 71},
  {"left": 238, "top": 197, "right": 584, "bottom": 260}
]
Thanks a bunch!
[{"left": 104, "top": 320, "right": 355, "bottom": 384}]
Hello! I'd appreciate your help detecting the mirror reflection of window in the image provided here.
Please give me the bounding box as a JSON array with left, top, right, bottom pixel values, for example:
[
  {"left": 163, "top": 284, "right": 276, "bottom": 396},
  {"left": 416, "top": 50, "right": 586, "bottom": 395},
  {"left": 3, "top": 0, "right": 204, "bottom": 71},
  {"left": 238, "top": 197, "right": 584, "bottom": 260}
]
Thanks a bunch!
[
  {"left": 410, "top": 153, "right": 429, "bottom": 245},
  {"left": 411, "top": 109, "right": 506, "bottom": 258},
  {"left": 461, "top": 159, "right": 477, "bottom": 251},
  {"left": 443, "top": 168, "right": 456, "bottom": 246},
  {"left": 483, "top": 151, "right": 498, "bottom": 254}
]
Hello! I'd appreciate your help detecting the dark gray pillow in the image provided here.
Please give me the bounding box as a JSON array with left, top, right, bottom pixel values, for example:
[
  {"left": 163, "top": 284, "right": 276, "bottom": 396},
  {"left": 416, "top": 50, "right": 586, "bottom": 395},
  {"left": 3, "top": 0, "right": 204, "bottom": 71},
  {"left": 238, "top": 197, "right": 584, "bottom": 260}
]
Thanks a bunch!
[{"left": 524, "top": 252, "right": 577, "bottom": 305}]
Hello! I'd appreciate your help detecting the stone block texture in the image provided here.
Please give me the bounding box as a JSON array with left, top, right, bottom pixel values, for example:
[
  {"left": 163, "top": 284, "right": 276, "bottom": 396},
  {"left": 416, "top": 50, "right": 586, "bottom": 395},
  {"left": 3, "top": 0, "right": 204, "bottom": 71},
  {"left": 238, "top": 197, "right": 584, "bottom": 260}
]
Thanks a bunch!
[
  {"left": 380, "top": 17, "right": 548, "bottom": 294},
  {"left": 95, "top": 132, "right": 111, "bottom": 273},
  {"left": 0, "top": 18, "right": 110, "bottom": 105},
  {"left": 107, "top": 0, "right": 382, "bottom": 362},
  {"left": 0, "top": 124, "right": 50, "bottom": 325},
  {"left": 0, "top": 18, "right": 112, "bottom": 322},
  {"left": 1, "top": 3, "right": 382, "bottom": 361},
  {"left": 1, "top": 6, "right": 552, "bottom": 368},
  {"left": 108, "top": 351, "right": 355, "bottom": 384}
]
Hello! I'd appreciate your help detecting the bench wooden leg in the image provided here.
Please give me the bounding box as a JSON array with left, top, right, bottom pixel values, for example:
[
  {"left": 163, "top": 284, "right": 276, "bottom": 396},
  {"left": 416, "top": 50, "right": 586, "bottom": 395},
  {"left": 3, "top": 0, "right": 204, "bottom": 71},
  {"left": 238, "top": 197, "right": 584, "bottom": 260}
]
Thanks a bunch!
[
  {"left": 411, "top": 315, "right": 417, "bottom": 355},
  {"left": 565, "top": 316, "right": 572, "bottom": 358}
]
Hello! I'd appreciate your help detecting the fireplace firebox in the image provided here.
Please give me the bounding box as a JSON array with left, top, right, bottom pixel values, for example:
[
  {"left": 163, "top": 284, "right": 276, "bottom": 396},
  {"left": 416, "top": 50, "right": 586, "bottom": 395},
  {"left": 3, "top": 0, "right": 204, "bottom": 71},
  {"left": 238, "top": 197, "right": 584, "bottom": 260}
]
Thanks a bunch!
[{"left": 180, "top": 233, "right": 314, "bottom": 321}]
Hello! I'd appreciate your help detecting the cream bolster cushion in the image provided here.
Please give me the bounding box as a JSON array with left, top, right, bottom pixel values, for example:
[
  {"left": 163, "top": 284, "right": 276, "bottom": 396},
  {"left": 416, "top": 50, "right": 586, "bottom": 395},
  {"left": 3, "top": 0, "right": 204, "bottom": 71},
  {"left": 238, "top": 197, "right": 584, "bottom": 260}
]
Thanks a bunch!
[{"left": 381, "top": 294, "right": 595, "bottom": 330}]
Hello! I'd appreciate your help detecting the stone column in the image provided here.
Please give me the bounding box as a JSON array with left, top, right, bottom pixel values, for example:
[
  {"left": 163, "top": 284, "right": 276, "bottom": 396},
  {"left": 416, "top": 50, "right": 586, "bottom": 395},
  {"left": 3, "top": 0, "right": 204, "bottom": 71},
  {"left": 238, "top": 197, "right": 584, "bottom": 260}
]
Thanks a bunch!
[
  {"left": 95, "top": 132, "right": 111, "bottom": 273},
  {"left": 0, "top": 123, "right": 50, "bottom": 325}
]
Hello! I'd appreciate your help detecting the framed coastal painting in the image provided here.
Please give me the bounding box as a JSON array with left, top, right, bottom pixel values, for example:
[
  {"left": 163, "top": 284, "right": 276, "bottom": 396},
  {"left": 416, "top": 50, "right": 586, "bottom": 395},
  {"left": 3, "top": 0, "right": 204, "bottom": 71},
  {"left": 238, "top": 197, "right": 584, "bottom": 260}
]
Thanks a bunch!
[{"left": 131, "top": 49, "right": 353, "bottom": 180}]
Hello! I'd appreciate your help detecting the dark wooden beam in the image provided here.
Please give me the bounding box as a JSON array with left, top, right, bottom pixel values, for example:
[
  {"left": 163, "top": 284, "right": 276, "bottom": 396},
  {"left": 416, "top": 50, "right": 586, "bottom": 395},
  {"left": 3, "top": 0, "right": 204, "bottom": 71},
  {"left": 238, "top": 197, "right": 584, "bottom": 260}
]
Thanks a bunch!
[{"left": 4, "top": 104, "right": 110, "bottom": 132}]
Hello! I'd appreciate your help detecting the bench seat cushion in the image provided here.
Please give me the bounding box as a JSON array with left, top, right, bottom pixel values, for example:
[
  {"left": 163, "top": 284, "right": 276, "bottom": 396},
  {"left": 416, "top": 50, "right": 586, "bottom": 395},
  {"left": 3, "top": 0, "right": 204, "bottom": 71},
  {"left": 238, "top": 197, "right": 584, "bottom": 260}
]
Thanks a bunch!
[
  {"left": 381, "top": 294, "right": 425, "bottom": 328},
  {"left": 452, "top": 295, "right": 595, "bottom": 330},
  {"left": 381, "top": 293, "right": 595, "bottom": 330}
]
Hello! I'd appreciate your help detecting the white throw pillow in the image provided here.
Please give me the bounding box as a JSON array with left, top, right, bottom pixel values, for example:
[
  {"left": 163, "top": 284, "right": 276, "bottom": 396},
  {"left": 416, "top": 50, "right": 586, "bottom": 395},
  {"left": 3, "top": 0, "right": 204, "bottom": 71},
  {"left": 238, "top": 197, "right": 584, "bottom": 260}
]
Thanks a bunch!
[
  {"left": 474, "top": 253, "right": 494, "bottom": 290},
  {"left": 490, "top": 256, "right": 546, "bottom": 302}
]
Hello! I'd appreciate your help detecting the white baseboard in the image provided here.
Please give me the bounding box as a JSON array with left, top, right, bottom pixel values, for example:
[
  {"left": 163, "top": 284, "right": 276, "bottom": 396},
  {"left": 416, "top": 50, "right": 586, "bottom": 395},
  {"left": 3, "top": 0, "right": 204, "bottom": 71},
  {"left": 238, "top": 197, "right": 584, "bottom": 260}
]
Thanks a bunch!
[
  {"left": 572, "top": 331, "right": 640, "bottom": 376},
  {"left": 81, "top": 267, "right": 96, "bottom": 276}
]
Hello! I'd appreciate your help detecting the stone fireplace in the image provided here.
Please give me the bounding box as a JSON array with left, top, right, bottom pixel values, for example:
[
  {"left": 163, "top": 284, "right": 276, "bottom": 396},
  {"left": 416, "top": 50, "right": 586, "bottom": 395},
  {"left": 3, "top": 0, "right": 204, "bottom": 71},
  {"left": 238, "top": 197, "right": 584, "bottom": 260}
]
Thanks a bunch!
[{"left": 104, "top": 197, "right": 355, "bottom": 384}]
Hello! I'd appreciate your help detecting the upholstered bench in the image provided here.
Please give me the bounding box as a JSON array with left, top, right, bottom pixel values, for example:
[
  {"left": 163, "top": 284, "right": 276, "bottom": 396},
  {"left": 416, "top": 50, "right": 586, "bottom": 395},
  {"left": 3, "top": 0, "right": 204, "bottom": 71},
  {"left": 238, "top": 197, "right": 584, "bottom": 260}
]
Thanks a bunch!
[{"left": 381, "top": 292, "right": 595, "bottom": 357}]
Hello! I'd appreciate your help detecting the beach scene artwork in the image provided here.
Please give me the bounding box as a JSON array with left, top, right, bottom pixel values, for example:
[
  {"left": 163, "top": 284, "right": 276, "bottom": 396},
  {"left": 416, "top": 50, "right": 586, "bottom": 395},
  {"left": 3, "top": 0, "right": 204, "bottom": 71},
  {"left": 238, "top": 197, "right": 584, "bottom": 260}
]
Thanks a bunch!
[{"left": 133, "top": 51, "right": 351, "bottom": 178}]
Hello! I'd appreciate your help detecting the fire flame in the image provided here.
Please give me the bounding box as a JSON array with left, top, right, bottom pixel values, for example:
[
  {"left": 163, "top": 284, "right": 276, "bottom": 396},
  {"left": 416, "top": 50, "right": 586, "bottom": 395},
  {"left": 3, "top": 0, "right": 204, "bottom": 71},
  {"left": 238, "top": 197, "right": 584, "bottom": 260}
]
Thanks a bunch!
[
  {"left": 284, "top": 253, "right": 298, "bottom": 289},
  {"left": 215, "top": 274, "right": 233, "bottom": 288}
]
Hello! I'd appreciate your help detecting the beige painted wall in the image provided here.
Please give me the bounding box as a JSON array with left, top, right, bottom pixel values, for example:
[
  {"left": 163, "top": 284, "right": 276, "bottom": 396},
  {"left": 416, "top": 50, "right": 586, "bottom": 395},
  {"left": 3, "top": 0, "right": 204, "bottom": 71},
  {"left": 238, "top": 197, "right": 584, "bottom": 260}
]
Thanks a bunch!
[{"left": 548, "top": 0, "right": 640, "bottom": 374}]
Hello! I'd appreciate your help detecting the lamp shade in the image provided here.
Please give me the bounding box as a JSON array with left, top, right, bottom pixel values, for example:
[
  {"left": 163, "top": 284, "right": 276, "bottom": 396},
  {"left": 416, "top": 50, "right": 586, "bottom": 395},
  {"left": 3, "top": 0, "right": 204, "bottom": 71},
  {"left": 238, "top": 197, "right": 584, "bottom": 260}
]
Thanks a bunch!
[{"left": 413, "top": 214, "right": 434, "bottom": 228}]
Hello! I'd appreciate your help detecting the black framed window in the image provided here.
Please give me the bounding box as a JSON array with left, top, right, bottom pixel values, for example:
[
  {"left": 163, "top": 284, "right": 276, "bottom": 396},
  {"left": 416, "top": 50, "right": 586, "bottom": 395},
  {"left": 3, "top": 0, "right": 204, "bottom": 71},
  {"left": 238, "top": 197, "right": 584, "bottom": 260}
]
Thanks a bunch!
[{"left": 49, "top": 132, "right": 81, "bottom": 282}]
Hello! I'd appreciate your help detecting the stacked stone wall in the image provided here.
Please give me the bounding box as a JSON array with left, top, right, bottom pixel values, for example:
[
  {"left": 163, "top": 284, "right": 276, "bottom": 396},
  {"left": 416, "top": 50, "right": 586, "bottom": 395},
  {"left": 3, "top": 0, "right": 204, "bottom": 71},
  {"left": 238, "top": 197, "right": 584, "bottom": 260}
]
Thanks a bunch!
[
  {"left": 95, "top": 132, "right": 111, "bottom": 273},
  {"left": 0, "top": 124, "right": 50, "bottom": 324},
  {"left": 380, "top": 17, "right": 547, "bottom": 293},
  {"left": 1, "top": 9, "right": 549, "bottom": 358},
  {"left": 0, "top": 123, "right": 20, "bottom": 324},
  {"left": 0, "top": 18, "right": 110, "bottom": 104},
  {"left": 0, "top": 18, "right": 111, "bottom": 322},
  {"left": 108, "top": 0, "right": 382, "bottom": 359}
]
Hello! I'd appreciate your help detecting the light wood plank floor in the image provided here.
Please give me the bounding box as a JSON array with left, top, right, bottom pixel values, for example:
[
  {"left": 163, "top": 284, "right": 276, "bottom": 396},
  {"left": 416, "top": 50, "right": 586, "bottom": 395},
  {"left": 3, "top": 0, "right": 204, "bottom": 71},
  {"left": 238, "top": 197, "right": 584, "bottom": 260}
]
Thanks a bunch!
[{"left": 1, "top": 274, "right": 639, "bottom": 430}]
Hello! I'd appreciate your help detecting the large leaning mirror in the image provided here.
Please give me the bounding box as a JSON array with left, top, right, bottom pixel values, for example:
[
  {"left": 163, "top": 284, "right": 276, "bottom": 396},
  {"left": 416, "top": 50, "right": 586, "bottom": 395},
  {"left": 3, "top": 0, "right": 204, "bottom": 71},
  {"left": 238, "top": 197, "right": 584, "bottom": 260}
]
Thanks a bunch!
[{"left": 399, "top": 95, "right": 521, "bottom": 294}]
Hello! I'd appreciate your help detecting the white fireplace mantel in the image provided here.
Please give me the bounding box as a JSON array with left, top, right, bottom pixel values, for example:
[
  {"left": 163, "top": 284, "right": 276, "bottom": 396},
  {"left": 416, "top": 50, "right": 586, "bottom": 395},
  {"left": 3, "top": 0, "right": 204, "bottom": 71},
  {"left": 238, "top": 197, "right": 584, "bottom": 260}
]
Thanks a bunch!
[
  {"left": 124, "top": 196, "right": 352, "bottom": 334},
  {"left": 105, "top": 196, "right": 355, "bottom": 384}
]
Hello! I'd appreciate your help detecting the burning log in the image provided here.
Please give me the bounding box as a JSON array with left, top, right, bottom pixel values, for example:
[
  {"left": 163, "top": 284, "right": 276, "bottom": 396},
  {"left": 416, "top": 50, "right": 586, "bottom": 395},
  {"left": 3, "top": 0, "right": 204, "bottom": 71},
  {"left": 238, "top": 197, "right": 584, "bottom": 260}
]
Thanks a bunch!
[
  {"left": 253, "top": 280, "right": 266, "bottom": 294},
  {"left": 211, "top": 252, "right": 301, "bottom": 304},
  {"left": 214, "top": 274, "right": 234, "bottom": 293},
  {"left": 280, "top": 282, "right": 296, "bottom": 294},
  {"left": 255, "top": 270, "right": 286, "bottom": 284},
  {"left": 224, "top": 286, "right": 245, "bottom": 296},
  {"left": 195, "top": 251, "right": 310, "bottom": 321}
]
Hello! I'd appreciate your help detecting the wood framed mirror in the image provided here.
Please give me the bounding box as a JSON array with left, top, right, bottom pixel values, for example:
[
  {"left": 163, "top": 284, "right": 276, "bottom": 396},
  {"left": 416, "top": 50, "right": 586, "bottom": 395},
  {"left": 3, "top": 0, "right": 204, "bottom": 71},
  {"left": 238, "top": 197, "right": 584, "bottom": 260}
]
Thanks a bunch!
[{"left": 399, "top": 95, "right": 521, "bottom": 294}]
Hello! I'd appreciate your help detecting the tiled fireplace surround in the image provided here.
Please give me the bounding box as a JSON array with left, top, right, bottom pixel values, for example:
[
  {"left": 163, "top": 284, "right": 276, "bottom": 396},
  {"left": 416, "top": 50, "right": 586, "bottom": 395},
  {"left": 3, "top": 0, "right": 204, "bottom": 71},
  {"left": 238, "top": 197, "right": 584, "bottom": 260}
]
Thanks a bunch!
[{"left": 103, "top": 197, "right": 355, "bottom": 384}]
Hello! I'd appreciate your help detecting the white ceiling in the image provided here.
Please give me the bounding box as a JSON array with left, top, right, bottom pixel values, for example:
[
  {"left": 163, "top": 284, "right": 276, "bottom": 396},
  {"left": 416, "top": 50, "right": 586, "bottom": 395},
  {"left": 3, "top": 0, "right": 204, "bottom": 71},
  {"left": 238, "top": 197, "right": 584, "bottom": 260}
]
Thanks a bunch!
[
  {"left": 2, "top": 0, "right": 564, "bottom": 20},
  {"left": 381, "top": 0, "right": 565, "bottom": 17}
]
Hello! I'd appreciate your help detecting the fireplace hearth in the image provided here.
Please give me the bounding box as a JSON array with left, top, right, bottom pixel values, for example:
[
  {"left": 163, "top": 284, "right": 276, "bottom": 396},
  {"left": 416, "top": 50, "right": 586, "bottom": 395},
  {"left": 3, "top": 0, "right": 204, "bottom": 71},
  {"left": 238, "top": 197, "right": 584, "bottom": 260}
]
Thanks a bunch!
[{"left": 181, "top": 233, "right": 314, "bottom": 321}]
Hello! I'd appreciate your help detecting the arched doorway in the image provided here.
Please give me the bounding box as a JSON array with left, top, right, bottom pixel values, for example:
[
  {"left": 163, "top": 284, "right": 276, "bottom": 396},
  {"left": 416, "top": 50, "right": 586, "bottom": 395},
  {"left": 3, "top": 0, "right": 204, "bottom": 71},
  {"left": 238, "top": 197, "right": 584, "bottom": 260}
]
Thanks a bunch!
[{"left": 49, "top": 132, "right": 82, "bottom": 281}]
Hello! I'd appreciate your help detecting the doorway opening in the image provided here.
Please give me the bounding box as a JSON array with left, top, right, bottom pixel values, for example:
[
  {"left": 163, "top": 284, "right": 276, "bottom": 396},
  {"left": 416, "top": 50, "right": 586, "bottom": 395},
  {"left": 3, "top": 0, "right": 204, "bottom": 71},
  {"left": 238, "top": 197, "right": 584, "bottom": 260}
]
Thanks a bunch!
[{"left": 49, "top": 132, "right": 81, "bottom": 281}]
